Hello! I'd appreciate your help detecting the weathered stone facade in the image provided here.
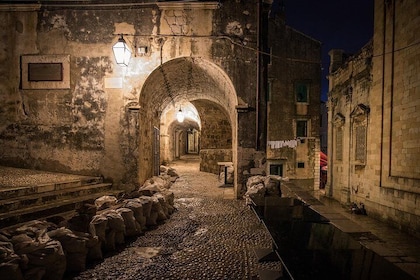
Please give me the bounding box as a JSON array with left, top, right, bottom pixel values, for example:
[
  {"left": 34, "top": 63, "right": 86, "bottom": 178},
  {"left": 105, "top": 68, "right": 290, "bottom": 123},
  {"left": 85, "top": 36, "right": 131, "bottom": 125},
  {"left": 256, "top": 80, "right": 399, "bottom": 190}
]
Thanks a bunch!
[
  {"left": 266, "top": 16, "right": 321, "bottom": 187},
  {"left": 327, "top": 0, "right": 420, "bottom": 236},
  {"left": 327, "top": 43, "right": 373, "bottom": 204},
  {"left": 0, "top": 1, "right": 321, "bottom": 198}
]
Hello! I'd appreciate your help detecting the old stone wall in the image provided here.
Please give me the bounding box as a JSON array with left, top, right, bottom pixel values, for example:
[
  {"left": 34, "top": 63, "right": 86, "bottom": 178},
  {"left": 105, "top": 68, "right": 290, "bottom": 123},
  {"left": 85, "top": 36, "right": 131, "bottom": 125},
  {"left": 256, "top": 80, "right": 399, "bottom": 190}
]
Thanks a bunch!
[
  {"left": 368, "top": 0, "right": 420, "bottom": 236},
  {"left": 0, "top": 1, "right": 323, "bottom": 199},
  {"left": 327, "top": 0, "right": 420, "bottom": 237},
  {"left": 199, "top": 149, "right": 232, "bottom": 175},
  {"left": 193, "top": 100, "right": 231, "bottom": 150},
  {"left": 327, "top": 43, "right": 373, "bottom": 204},
  {"left": 0, "top": 1, "right": 262, "bottom": 196},
  {"left": 0, "top": 5, "right": 153, "bottom": 187},
  {"left": 265, "top": 19, "right": 322, "bottom": 185}
]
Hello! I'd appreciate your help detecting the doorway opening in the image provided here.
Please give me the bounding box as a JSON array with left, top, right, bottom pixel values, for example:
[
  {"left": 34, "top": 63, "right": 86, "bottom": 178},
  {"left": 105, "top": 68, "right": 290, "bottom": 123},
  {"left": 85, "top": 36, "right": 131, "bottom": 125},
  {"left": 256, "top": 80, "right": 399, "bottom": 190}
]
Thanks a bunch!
[{"left": 138, "top": 57, "right": 238, "bottom": 197}]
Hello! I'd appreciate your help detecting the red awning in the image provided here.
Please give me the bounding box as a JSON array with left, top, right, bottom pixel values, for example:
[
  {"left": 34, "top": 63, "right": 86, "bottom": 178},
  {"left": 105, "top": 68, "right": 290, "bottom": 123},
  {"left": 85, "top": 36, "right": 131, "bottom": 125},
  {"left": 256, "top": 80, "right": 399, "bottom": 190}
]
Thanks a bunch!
[{"left": 320, "top": 152, "right": 328, "bottom": 167}]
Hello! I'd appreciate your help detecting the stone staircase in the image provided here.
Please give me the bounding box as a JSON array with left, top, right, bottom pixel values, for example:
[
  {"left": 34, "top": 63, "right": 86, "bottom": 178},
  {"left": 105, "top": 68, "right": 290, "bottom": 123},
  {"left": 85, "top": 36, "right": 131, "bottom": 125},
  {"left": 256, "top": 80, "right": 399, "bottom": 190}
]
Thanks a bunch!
[{"left": 0, "top": 167, "right": 122, "bottom": 228}]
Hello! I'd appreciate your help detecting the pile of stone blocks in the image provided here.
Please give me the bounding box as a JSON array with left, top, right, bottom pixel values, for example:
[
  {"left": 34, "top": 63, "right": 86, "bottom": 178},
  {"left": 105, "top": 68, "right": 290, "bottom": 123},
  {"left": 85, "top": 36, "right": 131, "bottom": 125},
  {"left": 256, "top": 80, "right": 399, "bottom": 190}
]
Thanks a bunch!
[
  {"left": 243, "top": 175, "right": 287, "bottom": 205},
  {"left": 0, "top": 166, "right": 179, "bottom": 279}
]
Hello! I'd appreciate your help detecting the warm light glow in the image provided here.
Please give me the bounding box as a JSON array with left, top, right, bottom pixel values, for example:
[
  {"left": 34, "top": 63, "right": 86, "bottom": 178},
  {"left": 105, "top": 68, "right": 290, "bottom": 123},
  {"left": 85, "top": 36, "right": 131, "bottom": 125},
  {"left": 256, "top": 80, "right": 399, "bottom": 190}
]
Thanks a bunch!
[
  {"left": 112, "top": 35, "right": 131, "bottom": 66},
  {"left": 176, "top": 108, "right": 185, "bottom": 123},
  {"left": 137, "top": 46, "right": 147, "bottom": 55}
]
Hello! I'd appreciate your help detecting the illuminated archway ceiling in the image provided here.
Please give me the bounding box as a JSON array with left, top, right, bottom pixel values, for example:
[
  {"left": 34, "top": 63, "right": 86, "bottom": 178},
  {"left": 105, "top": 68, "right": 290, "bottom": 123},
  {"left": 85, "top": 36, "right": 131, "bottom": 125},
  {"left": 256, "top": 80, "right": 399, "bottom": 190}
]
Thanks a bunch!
[
  {"left": 140, "top": 57, "right": 236, "bottom": 124},
  {"left": 168, "top": 118, "right": 200, "bottom": 132}
]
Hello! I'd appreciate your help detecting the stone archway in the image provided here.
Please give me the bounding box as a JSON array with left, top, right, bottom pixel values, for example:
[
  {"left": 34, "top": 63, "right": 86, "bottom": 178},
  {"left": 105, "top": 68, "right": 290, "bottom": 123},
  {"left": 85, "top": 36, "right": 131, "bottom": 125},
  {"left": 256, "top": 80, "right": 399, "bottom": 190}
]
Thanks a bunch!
[
  {"left": 138, "top": 57, "right": 238, "bottom": 196},
  {"left": 160, "top": 101, "right": 202, "bottom": 163}
]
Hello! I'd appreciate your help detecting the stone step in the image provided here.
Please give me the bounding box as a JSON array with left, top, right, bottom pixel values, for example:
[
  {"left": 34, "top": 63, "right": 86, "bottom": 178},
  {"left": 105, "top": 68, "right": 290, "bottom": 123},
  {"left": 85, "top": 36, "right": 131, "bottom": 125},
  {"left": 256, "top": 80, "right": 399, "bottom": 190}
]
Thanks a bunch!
[
  {"left": 0, "top": 176, "right": 103, "bottom": 200},
  {"left": 0, "top": 183, "right": 114, "bottom": 213},
  {"left": 0, "top": 188, "right": 122, "bottom": 229}
]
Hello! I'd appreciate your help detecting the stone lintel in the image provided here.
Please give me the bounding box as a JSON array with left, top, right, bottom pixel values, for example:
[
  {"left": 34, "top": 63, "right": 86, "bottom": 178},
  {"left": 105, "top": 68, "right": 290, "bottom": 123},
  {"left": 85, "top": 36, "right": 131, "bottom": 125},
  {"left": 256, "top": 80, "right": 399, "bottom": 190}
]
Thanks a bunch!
[{"left": 156, "top": 1, "right": 219, "bottom": 10}]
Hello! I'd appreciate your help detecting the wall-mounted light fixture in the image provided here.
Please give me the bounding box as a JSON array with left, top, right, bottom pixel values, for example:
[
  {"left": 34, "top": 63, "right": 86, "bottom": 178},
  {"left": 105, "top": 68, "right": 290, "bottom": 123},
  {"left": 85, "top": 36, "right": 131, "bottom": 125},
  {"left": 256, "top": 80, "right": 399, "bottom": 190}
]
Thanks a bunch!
[
  {"left": 176, "top": 107, "right": 185, "bottom": 123},
  {"left": 112, "top": 34, "right": 150, "bottom": 65},
  {"left": 112, "top": 34, "right": 132, "bottom": 66},
  {"left": 137, "top": 46, "right": 148, "bottom": 56},
  {"left": 235, "top": 104, "right": 254, "bottom": 113}
]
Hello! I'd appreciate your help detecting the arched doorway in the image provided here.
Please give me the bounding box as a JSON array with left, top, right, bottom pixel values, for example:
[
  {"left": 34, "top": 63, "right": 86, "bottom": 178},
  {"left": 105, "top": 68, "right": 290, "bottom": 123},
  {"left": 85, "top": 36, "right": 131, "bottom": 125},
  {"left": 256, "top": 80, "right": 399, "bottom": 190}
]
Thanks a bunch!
[
  {"left": 138, "top": 57, "right": 238, "bottom": 196},
  {"left": 160, "top": 101, "right": 202, "bottom": 163}
]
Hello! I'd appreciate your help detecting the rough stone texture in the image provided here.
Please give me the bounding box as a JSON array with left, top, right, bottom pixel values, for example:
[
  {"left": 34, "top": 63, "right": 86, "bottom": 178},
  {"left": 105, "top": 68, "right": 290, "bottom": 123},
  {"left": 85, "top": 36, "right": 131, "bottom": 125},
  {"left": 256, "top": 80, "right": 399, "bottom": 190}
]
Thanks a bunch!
[
  {"left": 194, "top": 100, "right": 232, "bottom": 149},
  {"left": 327, "top": 43, "right": 372, "bottom": 205},
  {"left": 2, "top": 160, "right": 419, "bottom": 279},
  {"left": 72, "top": 157, "right": 282, "bottom": 280},
  {"left": 327, "top": 0, "right": 420, "bottom": 237},
  {"left": 199, "top": 148, "right": 232, "bottom": 174},
  {"left": 0, "top": 1, "right": 321, "bottom": 201},
  {"left": 266, "top": 17, "right": 321, "bottom": 185}
]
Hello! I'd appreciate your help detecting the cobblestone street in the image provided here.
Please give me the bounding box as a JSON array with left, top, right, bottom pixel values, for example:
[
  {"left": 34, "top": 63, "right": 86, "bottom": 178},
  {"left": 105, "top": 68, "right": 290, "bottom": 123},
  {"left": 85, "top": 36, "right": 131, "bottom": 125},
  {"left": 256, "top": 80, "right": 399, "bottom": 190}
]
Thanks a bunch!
[{"left": 72, "top": 156, "right": 282, "bottom": 280}]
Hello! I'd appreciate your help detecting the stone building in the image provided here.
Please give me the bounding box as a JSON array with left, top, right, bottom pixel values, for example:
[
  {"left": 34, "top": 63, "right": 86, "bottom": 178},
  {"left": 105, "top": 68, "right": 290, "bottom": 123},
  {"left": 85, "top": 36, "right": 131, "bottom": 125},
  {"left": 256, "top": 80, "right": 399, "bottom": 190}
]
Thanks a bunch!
[
  {"left": 0, "top": 0, "right": 321, "bottom": 198},
  {"left": 266, "top": 14, "right": 321, "bottom": 189},
  {"left": 320, "top": 101, "right": 328, "bottom": 155},
  {"left": 327, "top": 0, "right": 420, "bottom": 236}
]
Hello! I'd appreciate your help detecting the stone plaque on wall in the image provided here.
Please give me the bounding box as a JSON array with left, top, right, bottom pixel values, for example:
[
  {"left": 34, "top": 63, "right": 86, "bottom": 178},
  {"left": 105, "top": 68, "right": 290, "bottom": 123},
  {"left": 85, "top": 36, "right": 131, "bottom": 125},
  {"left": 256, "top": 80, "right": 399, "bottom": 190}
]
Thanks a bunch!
[
  {"left": 21, "top": 55, "right": 70, "bottom": 89},
  {"left": 28, "top": 63, "right": 63, "bottom": 81}
]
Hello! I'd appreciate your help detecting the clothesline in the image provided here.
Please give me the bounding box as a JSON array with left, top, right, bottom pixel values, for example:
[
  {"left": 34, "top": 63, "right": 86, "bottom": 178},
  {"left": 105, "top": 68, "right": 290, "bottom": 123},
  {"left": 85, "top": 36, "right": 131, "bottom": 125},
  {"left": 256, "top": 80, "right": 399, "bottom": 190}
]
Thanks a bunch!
[{"left": 267, "top": 139, "right": 300, "bottom": 149}]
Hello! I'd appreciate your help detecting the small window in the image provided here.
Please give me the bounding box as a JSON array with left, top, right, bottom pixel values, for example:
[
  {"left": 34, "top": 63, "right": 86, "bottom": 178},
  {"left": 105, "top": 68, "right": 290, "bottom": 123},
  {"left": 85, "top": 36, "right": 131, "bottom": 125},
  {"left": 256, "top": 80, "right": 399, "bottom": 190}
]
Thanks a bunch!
[
  {"left": 296, "top": 82, "right": 308, "bottom": 103},
  {"left": 267, "top": 80, "right": 272, "bottom": 102},
  {"left": 265, "top": 46, "right": 272, "bottom": 65},
  {"left": 270, "top": 164, "right": 283, "bottom": 176},
  {"left": 297, "top": 162, "right": 305, "bottom": 168},
  {"left": 296, "top": 120, "right": 307, "bottom": 137},
  {"left": 351, "top": 104, "right": 369, "bottom": 166}
]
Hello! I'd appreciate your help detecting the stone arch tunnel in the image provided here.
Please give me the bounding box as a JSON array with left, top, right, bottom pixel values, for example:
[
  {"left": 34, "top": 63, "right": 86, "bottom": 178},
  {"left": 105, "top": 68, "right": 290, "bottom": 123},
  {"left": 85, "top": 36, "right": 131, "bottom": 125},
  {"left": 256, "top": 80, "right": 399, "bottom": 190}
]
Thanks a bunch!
[{"left": 138, "top": 57, "right": 238, "bottom": 195}]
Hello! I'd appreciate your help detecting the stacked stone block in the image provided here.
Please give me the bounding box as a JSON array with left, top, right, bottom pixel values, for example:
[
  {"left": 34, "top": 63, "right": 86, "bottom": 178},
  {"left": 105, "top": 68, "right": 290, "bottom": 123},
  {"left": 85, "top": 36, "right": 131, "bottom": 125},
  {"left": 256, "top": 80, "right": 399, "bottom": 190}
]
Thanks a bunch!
[{"left": 0, "top": 166, "right": 179, "bottom": 279}]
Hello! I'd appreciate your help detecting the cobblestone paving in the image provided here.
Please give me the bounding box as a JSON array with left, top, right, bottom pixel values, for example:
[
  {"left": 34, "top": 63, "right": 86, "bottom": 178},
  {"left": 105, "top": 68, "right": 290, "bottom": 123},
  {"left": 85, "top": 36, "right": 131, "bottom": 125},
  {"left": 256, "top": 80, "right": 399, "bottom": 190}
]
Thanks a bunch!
[{"left": 73, "top": 157, "right": 282, "bottom": 280}]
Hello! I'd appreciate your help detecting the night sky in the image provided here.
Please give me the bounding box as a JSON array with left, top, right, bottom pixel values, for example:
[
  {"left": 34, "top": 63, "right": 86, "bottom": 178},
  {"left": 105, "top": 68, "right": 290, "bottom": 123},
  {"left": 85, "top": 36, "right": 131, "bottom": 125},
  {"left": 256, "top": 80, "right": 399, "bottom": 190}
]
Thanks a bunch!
[{"left": 282, "top": 0, "right": 374, "bottom": 101}]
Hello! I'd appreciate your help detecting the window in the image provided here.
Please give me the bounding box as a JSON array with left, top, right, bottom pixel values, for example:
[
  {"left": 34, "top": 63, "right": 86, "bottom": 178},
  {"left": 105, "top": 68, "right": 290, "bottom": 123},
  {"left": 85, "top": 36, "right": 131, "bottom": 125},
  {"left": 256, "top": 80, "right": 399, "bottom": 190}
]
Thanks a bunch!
[
  {"left": 267, "top": 80, "right": 272, "bottom": 102},
  {"left": 269, "top": 164, "right": 283, "bottom": 176},
  {"left": 355, "top": 126, "right": 366, "bottom": 162},
  {"left": 297, "top": 162, "right": 305, "bottom": 168},
  {"left": 336, "top": 129, "right": 343, "bottom": 161},
  {"left": 333, "top": 113, "right": 345, "bottom": 162},
  {"left": 266, "top": 47, "right": 272, "bottom": 65},
  {"left": 296, "top": 82, "right": 309, "bottom": 103},
  {"left": 351, "top": 104, "right": 369, "bottom": 165},
  {"left": 296, "top": 120, "right": 307, "bottom": 137}
]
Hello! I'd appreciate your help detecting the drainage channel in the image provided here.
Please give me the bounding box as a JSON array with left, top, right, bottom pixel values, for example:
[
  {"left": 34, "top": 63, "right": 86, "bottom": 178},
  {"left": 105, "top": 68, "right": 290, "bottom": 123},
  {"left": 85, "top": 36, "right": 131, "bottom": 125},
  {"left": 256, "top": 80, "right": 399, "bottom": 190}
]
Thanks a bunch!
[{"left": 251, "top": 196, "right": 417, "bottom": 280}]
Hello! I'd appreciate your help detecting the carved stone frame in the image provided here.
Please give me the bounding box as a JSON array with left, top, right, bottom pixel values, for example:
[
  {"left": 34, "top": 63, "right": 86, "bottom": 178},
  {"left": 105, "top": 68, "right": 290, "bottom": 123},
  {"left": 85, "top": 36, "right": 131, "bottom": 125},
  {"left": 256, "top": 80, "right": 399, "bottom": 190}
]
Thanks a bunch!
[
  {"left": 21, "top": 55, "right": 70, "bottom": 89},
  {"left": 351, "top": 104, "right": 370, "bottom": 166},
  {"left": 333, "top": 113, "right": 345, "bottom": 162}
]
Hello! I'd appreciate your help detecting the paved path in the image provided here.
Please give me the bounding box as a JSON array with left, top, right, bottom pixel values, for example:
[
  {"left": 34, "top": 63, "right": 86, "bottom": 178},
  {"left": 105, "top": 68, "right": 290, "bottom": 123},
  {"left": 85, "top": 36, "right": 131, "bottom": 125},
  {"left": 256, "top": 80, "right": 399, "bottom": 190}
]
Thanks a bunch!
[{"left": 73, "top": 156, "right": 282, "bottom": 280}]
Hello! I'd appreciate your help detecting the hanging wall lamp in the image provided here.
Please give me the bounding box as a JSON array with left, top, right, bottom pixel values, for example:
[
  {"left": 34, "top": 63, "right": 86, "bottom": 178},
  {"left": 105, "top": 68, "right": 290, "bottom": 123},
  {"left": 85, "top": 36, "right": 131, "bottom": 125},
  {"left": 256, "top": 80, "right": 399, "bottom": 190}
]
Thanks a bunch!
[
  {"left": 176, "top": 107, "right": 185, "bottom": 123},
  {"left": 112, "top": 34, "right": 132, "bottom": 66}
]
